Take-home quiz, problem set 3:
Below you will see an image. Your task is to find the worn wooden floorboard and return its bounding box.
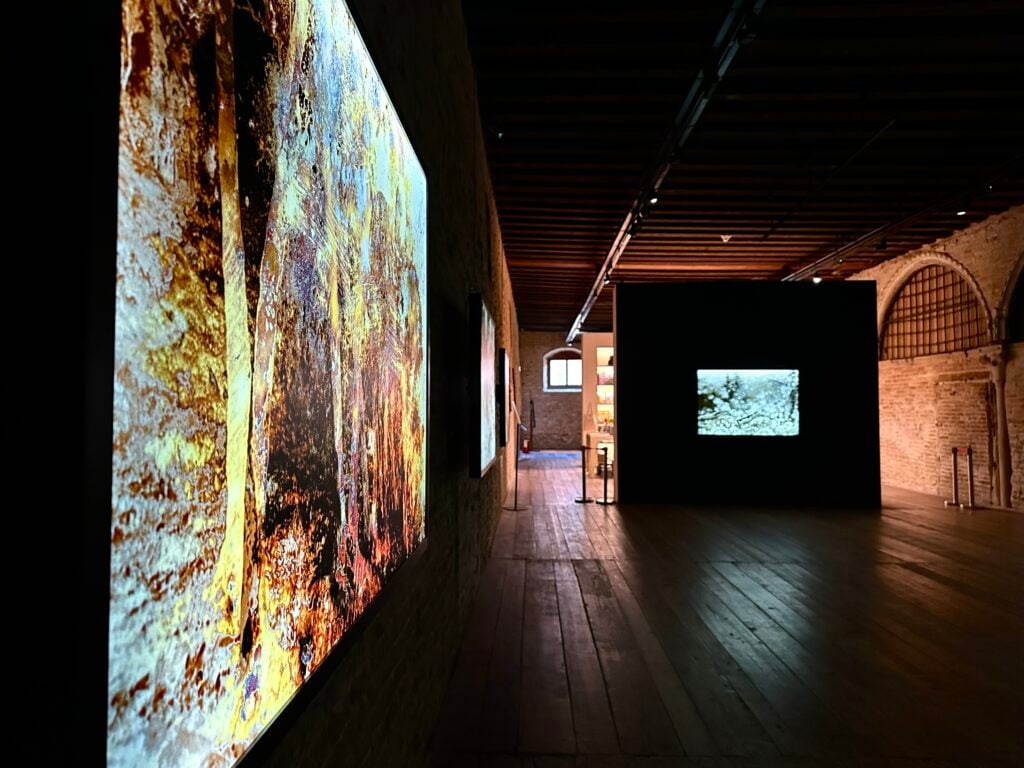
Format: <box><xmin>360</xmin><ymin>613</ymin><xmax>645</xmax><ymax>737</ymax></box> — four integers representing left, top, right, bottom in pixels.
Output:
<box><xmin>429</xmin><ymin>452</ymin><xmax>1024</xmax><ymax>767</ymax></box>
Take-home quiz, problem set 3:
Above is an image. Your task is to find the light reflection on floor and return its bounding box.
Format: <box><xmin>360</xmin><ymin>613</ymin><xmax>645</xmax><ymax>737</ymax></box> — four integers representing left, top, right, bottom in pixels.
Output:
<box><xmin>431</xmin><ymin>451</ymin><xmax>1024</xmax><ymax>766</ymax></box>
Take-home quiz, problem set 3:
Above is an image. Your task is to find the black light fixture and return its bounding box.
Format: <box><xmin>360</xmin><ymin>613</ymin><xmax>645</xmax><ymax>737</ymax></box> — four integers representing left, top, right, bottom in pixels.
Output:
<box><xmin>628</xmin><ymin>213</ymin><xmax>644</xmax><ymax>236</ymax></box>
<box><xmin>956</xmin><ymin>195</ymin><xmax>970</xmax><ymax>216</ymax></box>
<box><xmin>564</xmin><ymin>0</ymin><xmax>769</xmax><ymax>346</ymax></box>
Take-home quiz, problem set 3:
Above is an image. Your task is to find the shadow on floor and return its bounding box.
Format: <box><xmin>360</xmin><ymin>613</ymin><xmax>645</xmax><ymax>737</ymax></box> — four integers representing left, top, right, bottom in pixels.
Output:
<box><xmin>428</xmin><ymin>452</ymin><xmax>1024</xmax><ymax>768</ymax></box>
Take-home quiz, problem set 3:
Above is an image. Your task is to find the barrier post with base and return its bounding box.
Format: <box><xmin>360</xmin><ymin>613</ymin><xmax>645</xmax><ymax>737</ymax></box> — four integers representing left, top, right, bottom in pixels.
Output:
<box><xmin>965</xmin><ymin>447</ymin><xmax>976</xmax><ymax>509</ymax></box>
<box><xmin>943</xmin><ymin>446</ymin><xmax>976</xmax><ymax>510</ymax></box>
<box><xmin>595</xmin><ymin>446</ymin><xmax>614</xmax><ymax>505</ymax></box>
<box><xmin>504</xmin><ymin>422</ymin><xmax>529</xmax><ymax>512</ymax></box>
<box><xmin>944</xmin><ymin>446</ymin><xmax>960</xmax><ymax>508</ymax></box>
<box><xmin>575</xmin><ymin>444</ymin><xmax>593</xmax><ymax>503</ymax></box>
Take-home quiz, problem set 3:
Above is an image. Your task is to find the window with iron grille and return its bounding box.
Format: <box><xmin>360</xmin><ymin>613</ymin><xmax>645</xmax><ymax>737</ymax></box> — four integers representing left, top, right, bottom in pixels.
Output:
<box><xmin>880</xmin><ymin>264</ymin><xmax>989</xmax><ymax>360</ymax></box>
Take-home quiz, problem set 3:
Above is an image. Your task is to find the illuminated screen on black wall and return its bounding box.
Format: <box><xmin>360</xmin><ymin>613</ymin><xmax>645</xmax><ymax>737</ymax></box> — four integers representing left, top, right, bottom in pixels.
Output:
<box><xmin>616</xmin><ymin>282</ymin><xmax>879</xmax><ymax>506</ymax></box>
<box><xmin>697</xmin><ymin>369</ymin><xmax>800</xmax><ymax>436</ymax></box>
<box><xmin>109</xmin><ymin>0</ymin><xmax>427</xmax><ymax>764</ymax></box>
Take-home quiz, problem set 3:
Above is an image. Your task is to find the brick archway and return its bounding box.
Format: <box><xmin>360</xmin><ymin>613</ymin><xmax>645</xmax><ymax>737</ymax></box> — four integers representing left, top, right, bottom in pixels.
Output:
<box><xmin>877</xmin><ymin>251</ymin><xmax>995</xmax><ymax>346</ymax></box>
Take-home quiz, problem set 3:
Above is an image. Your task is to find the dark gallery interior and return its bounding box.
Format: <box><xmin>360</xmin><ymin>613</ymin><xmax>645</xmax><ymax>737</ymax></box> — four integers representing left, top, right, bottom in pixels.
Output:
<box><xmin>85</xmin><ymin>1</ymin><xmax>1023</xmax><ymax>766</ymax></box>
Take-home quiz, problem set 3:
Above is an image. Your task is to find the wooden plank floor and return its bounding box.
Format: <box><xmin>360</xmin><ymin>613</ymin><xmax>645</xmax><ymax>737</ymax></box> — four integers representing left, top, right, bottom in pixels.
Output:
<box><xmin>428</xmin><ymin>452</ymin><xmax>1024</xmax><ymax>768</ymax></box>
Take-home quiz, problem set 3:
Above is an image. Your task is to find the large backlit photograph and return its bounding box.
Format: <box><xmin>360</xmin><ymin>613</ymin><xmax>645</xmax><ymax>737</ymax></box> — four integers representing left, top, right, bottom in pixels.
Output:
<box><xmin>697</xmin><ymin>369</ymin><xmax>799</xmax><ymax>436</ymax></box>
<box><xmin>478</xmin><ymin>300</ymin><xmax>497</xmax><ymax>474</ymax></box>
<box><xmin>110</xmin><ymin>0</ymin><xmax>428</xmax><ymax>764</ymax></box>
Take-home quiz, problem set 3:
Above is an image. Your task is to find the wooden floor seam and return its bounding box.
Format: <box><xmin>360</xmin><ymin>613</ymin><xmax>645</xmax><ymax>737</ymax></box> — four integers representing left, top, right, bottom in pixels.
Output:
<box><xmin>428</xmin><ymin>452</ymin><xmax>1024</xmax><ymax>768</ymax></box>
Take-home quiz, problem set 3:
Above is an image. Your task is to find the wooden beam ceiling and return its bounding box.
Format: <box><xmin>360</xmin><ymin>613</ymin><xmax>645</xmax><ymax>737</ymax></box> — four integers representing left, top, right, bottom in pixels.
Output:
<box><xmin>463</xmin><ymin>0</ymin><xmax>1024</xmax><ymax>332</ymax></box>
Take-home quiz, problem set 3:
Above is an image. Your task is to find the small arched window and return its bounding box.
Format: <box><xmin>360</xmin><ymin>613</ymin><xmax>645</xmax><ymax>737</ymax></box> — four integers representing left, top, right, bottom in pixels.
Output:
<box><xmin>880</xmin><ymin>264</ymin><xmax>990</xmax><ymax>360</ymax></box>
<box><xmin>543</xmin><ymin>347</ymin><xmax>582</xmax><ymax>392</ymax></box>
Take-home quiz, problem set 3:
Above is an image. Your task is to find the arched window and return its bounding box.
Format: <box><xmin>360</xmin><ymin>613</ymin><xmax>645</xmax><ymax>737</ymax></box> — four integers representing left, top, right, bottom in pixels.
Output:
<box><xmin>543</xmin><ymin>347</ymin><xmax>582</xmax><ymax>392</ymax></box>
<box><xmin>880</xmin><ymin>264</ymin><xmax>990</xmax><ymax>360</ymax></box>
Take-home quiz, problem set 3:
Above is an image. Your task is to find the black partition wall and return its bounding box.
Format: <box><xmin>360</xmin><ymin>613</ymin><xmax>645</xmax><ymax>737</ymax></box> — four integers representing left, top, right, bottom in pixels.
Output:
<box><xmin>615</xmin><ymin>281</ymin><xmax>880</xmax><ymax>507</ymax></box>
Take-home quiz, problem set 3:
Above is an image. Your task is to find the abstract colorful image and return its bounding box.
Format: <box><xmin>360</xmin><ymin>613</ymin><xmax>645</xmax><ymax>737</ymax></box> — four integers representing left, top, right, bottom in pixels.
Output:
<box><xmin>109</xmin><ymin>0</ymin><xmax>427</xmax><ymax>764</ymax></box>
<box><xmin>478</xmin><ymin>300</ymin><xmax>497</xmax><ymax>475</ymax></box>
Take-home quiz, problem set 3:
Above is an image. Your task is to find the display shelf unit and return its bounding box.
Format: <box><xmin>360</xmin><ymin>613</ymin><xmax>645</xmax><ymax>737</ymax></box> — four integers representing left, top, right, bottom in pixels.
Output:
<box><xmin>581</xmin><ymin>333</ymin><xmax>615</xmax><ymax>478</ymax></box>
<box><xmin>595</xmin><ymin>345</ymin><xmax>614</xmax><ymax>433</ymax></box>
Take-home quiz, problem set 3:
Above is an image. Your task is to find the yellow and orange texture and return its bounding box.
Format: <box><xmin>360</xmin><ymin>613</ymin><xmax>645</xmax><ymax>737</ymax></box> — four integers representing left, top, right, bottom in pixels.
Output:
<box><xmin>110</xmin><ymin>0</ymin><xmax>427</xmax><ymax>764</ymax></box>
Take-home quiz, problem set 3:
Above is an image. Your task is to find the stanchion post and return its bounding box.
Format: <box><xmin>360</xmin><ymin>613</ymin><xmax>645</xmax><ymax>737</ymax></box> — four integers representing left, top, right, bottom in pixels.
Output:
<box><xmin>952</xmin><ymin>448</ymin><xmax>960</xmax><ymax>507</ymax></box>
<box><xmin>575</xmin><ymin>444</ymin><xmax>594</xmax><ymax>503</ymax></box>
<box><xmin>944</xmin><ymin>446</ymin><xmax>960</xmax><ymax>508</ymax></box>
<box><xmin>596</xmin><ymin>445</ymin><xmax>614</xmax><ymax>505</ymax></box>
<box><xmin>514</xmin><ymin>441</ymin><xmax>520</xmax><ymax>508</ymax></box>
<box><xmin>966</xmin><ymin>446</ymin><xmax>975</xmax><ymax>509</ymax></box>
<box><xmin>503</xmin><ymin>423</ymin><xmax>529</xmax><ymax>511</ymax></box>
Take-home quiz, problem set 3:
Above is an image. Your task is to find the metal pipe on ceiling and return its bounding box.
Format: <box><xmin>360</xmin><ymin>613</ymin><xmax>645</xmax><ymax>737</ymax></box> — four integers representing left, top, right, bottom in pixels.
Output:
<box><xmin>761</xmin><ymin>117</ymin><xmax>897</xmax><ymax>241</ymax></box>
<box><xmin>783</xmin><ymin>156</ymin><xmax>1022</xmax><ymax>283</ymax></box>
<box><xmin>566</xmin><ymin>0</ymin><xmax>769</xmax><ymax>343</ymax></box>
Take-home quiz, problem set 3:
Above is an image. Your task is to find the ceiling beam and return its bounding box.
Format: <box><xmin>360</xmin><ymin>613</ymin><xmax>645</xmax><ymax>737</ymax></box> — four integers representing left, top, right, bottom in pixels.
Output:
<box><xmin>566</xmin><ymin>0</ymin><xmax>769</xmax><ymax>343</ymax></box>
<box><xmin>783</xmin><ymin>156</ymin><xmax>1022</xmax><ymax>282</ymax></box>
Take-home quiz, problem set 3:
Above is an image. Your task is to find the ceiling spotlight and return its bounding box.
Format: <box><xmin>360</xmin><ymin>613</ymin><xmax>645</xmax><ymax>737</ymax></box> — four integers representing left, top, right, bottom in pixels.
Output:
<box><xmin>956</xmin><ymin>209</ymin><xmax>967</xmax><ymax>216</ymax></box>
<box><xmin>812</xmin><ymin>275</ymin><xmax>823</xmax><ymax>284</ymax></box>
<box><xmin>649</xmin><ymin>195</ymin><xmax>659</xmax><ymax>205</ymax></box>
<box><xmin>496</xmin><ymin>131</ymin><xmax>504</xmax><ymax>140</ymax></box>
<box><xmin>603</xmin><ymin>276</ymin><xmax>611</xmax><ymax>286</ymax></box>
<box><xmin>720</xmin><ymin>234</ymin><xmax>732</xmax><ymax>243</ymax></box>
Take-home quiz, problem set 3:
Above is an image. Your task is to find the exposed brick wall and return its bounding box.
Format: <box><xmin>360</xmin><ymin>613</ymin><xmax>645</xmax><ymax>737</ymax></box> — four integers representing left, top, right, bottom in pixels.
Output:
<box><xmin>876</xmin><ymin>358</ymin><xmax>939</xmax><ymax>493</ymax></box>
<box><xmin>877</xmin><ymin>352</ymin><xmax>1000</xmax><ymax>501</ymax></box>
<box><xmin>520</xmin><ymin>331</ymin><xmax>582</xmax><ymax>450</ymax></box>
<box><xmin>851</xmin><ymin>206</ymin><xmax>1023</xmax><ymax>509</ymax></box>
<box><xmin>935</xmin><ymin>375</ymin><xmax>997</xmax><ymax>504</ymax></box>
<box><xmin>1007</xmin><ymin>344</ymin><xmax>1024</xmax><ymax>509</ymax></box>
<box><xmin>256</xmin><ymin>3</ymin><xmax>520</xmax><ymax>766</ymax></box>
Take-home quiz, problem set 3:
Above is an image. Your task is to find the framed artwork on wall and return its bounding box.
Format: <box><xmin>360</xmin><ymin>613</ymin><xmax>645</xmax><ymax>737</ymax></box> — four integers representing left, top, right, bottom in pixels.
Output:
<box><xmin>109</xmin><ymin>0</ymin><xmax>428</xmax><ymax>764</ymax></box>
<box><xmin>470</xmin><ymin>294</ymin><xmax>497</xmax><ymax>477</ymax></box>
<box><xmin>497</xmin><ymin>347</ymin><xmax>510</xmax><ymax>446</ymax></box>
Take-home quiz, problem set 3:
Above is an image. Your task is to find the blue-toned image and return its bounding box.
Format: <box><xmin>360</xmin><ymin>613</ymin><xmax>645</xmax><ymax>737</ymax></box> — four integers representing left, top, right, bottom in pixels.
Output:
<box><xmin>697</xmin><ymin>369</ymin><xmax>799</xmax><ymax>436</ymax></box>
